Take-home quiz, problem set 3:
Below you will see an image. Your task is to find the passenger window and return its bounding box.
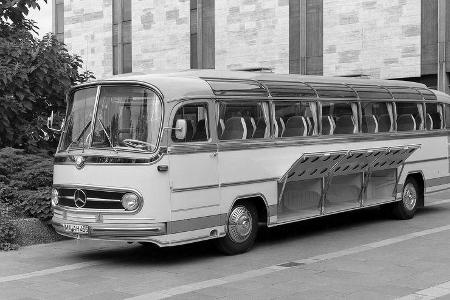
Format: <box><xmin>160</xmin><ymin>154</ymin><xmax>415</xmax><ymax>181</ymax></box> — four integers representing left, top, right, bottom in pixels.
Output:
<box><xmin>445</xmin><ymin>105</ymin><xmax>450</xmax><ymax>129</ymax></box>
<box><xmin>396</xmin><ymin>102</ymin><xmax>424</xmax><ymax>131</ymax></box>
<box><xmin>218</xmin><ymin>102</ymin><xmax>270</xmax><ymax>140</ymax></box>
<box><xmin>274</xmin><ymin>102</ymin><xmax>317</xmax><ymax>137</ymax></box>
<box><xmin>172</xmin><ymin>103</ymin><xmax>209</xmax><ymax>142</ymax></box>
<box><xmin>425</xmin><ymin>103</ymin><xmax>443</xmax><ymax>130</ymax></box>
<box><xmin>321</xmin><ymin>102</ymin><xmax>358</xmax><ymax>135</ymax></box>
<box><xmin>361</xmin><ymin>102</ymin><xmax>394</xmax><ymax>133</ymax></box>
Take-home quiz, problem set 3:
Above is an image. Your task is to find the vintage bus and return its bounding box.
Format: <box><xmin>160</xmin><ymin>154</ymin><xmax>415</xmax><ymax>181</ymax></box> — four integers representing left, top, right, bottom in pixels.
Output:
<box><xmin>48</xmin><ymin>70</ymin><xmax>450</xmax><ymax>255</ymax></box>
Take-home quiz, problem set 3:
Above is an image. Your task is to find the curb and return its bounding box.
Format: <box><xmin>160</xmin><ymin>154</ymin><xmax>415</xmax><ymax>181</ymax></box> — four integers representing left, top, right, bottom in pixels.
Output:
<box><xmin>11</xmin><ymin>218</ymin><xmax>67</xmax><ymax>246</ymax></box>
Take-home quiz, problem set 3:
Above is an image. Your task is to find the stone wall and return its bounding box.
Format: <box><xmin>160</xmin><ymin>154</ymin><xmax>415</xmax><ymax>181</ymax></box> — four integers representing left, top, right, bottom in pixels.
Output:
<box><xmin>132</xmin><ymin>0</ymin><xmax>190</xmax><ymax>73</ymax></box>
<box><xmin>323</xmin><ymin>0</ymin><xmax>421</xmax><ymax>79</ymax></box>
<box><xmin>215</xmin><ymin>0</ymin><xmax>289</xmax><ymax>73</ymax></box>
<box><xmin>63</xmin><ymin>0</ymin><xmax>113</xmax><ymax>79</ymax></box>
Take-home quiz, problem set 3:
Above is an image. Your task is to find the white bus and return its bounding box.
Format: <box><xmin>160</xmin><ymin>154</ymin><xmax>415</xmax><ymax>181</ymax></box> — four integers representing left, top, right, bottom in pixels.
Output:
<box><xmin>49</xmin><ymin>70</ymin><xmax>450</xmax><ymax>255</ymax></box>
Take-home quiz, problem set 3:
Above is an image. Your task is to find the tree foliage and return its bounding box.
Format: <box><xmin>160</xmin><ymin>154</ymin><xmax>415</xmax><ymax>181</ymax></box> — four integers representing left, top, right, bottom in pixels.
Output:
<box><xmin>0</xmin><ymin>0</ymin><xmax>94</xmax><ymax>150</ymax></box>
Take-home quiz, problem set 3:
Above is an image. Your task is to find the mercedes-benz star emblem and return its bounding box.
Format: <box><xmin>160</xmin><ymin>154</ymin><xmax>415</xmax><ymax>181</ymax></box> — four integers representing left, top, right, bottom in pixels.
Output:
<box><xmin>74</xmin><ymin>189</ymin><xmax>87</xmax><ymax>208</ymax></box>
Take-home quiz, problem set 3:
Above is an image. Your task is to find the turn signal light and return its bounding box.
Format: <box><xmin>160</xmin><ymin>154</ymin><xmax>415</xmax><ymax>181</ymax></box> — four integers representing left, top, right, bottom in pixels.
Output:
<box><xmin>51</xmin><ymin>188</ymin><xmax>59</xmax><ymax>206</ymax></box>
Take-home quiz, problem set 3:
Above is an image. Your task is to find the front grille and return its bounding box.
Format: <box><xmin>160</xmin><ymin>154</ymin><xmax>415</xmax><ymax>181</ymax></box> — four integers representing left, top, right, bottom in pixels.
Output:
<box><xmin>57</xmin><ymin>187</ymin><xmax>128</xmax><ymax>211</ymax></box>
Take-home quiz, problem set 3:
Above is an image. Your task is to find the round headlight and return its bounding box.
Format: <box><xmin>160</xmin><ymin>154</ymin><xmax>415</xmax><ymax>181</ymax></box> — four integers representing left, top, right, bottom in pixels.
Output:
<box><xmin>51</xmin><ymin>188</ymin><xmax>59</xmax><ymax>206</ymax></box>
<box><xmin>121</xmin><ymin>193</ymin><xmax>140</xmax><ymax>211</ymax></box>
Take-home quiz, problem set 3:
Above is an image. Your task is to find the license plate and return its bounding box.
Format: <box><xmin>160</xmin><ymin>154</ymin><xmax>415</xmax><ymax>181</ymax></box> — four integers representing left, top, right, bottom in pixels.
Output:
<box><xmin>63</xmin><ymin>224</ymin><xmax>89</xmax><ymax>234</ymax></box>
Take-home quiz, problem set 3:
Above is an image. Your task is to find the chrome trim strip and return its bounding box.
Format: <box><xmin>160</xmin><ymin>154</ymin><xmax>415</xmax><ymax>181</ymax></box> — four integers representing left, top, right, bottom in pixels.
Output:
<box><xmin>405</xmin><ymin>157</ymin><xmax>449</xmax><ymax>165</ymax></box>
<box><xmin>171</xmin><ymin>178</ymin><xmax>277</xmax><ymax>193</ymax></box>
<box><xmin>220</xmin><ymin>177</ymin><xmax>278</xmax><ymax>188</ymax></box>
<box><xmin>216</xmin><ymin>130</ymin><xmax>449</xmax><ymax>152</ymax></box>
<box><xmin>168</xmin><ymin>143</ymin><xmax>218</xmax><ymax>155</ymax></box>
<box><xmin>171</xmin><ymin>184</ymin><xmax>219</xmax><ymax>193</ymax></box>
<box><xmin>59</xmin><ymin>196</ymin><xmax>121</xmax><ymax>202</ymax></box>
<box><xmin>171</xmin><ymin>204</ymin><xmax>220</xmax><ymax>213</ymax></box>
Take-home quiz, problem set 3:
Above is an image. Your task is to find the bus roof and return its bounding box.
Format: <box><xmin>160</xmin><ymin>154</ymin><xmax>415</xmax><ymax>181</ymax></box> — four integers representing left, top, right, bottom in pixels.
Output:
<box><xmin>81</xmin><ymin>70</ymin><xmax>449</xmax><ymax>103</ymax></box>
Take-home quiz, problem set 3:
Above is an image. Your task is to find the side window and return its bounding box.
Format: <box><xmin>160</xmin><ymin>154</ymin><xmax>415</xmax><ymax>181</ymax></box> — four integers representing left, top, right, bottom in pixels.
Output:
<box><xmin>361</xmin><ymin>102</ymin><xmax>394</xmax><ymax>133</ymax></box>
<box><xmin>274</xmin><ymin>101</ymin><xmax>317</xmax><ymax>137</ymax></box>
<box><xmin>425</xmin><ymin>103</ymin><xmax>443</xmax><ymax>130</ymax></box>
<box><xmin>396</xmin><ymin>102</ymin><xmax>424</xmax><ymax>132</ymax></box>
<box><xmin>445</xmin><ymin>104</ymin><xmax>450</xmax><ymax>129</ymax></box>
<box><xmin>172</xmin><ymin>103</ymin><xmax>209</xmax><ymax>142</ymax></box>
<box><xmin>321</xmin><ymin>102</ymin><xmax>358</xmax><ymax>135</ymax></box>
<box><xmin>218</xmin><ymin>101</ymin><xmax>270</xmax><ymax>140</ymax></box>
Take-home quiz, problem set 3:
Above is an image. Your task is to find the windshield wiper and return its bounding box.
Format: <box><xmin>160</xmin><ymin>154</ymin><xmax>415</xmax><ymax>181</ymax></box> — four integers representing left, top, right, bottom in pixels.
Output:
<box><xmin>98</xmin><ymin>119</ymin><xmax>118</xmax><ymax>154</ymax></box>
<box><xmin>66</xmin><ymin>120</ymin><xmax>91</xmax><ymax>153</ymax></box>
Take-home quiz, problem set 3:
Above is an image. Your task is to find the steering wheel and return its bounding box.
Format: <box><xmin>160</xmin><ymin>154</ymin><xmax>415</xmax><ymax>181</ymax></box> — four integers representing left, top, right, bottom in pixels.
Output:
<box><xmin>122</xmin><ymin>139</ymin><xmax>155</xmax><ymax>150</ymax></box>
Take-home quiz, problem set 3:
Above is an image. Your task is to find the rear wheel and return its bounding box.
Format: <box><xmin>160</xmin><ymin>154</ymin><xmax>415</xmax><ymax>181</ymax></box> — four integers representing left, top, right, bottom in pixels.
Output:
<box><xmin>392</xmin><ymin>177</ymin><xmax>419</xmax><ymax>220</ymax></box>
<box><xmin>216</xmin><ymin>202</ymin><xmax>258</xmax><ymax>255</ymax></box>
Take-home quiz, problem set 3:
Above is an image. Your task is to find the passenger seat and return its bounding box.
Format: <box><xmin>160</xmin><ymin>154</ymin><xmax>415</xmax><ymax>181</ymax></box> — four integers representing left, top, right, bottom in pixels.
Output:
<box><xmin>221</xmin><ymin>117</ymin><xmax>247</xmax><ymax>140</ymax></box>
<box><xmin>334</xmin><ymin>115</ymin><xmax>355</xmax><ymax>135</ymax></box>
<box><xmin>283</xmin><ymin>116</ymin><xmax>308</xmax><ymax>137</ymax></box>
<box><xmin>362</xmin><ymin>115</ymin><xmax>378</xmax><ymax>133</ymax></box>
<box><xmin>397</xmin><ymin>114</ymin><xmax>416</xmax><ymax>131</ymax></box>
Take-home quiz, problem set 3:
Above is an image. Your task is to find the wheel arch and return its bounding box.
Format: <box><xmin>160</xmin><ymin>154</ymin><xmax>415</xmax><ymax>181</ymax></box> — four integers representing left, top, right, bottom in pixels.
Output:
<box><xmin>229</xmin><ymin>193</ymin><xmax>269</xmax><ymax>227</ymax></box>
<box><xmin>405</xmin><ymin>171</ymin><xmax>425</xmax><ymax>208</ymax></box>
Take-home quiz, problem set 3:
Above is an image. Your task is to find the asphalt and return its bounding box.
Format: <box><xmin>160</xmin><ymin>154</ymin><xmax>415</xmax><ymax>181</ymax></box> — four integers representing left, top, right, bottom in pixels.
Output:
<box><xmin>1</xmin><ymin>190</ymin><xmax>450</xmax><ymax>300</ymax></box>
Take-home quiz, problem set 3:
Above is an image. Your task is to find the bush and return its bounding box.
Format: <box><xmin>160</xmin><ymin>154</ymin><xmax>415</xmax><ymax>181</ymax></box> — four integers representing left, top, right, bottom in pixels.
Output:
<box><xmin>0</xmin><ymin>208</ymin><xmax>19</xmax><ymax>251</ymax></box>
<box><xmin>0</xmin><ymin>147</ymin><xmax>53</xmax><ymax>221</ymax></box>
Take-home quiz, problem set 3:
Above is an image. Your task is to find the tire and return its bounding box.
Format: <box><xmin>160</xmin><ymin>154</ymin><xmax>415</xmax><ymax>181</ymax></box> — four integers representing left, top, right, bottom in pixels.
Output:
<box><xmin>392</xmin><ymin>177</ymin><xmax>419</xmax><ymax>220</ymax></box>
<box><xmin>216</xmin><ymin>202</ymin><xmax>258</xmax><ymax>255</ymax></box>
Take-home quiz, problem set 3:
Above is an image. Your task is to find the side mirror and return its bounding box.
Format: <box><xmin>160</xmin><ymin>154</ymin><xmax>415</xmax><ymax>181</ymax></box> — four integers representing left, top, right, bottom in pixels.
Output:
<box><xmin>175</xmin><ymin>119</ymin><xmax>187</xmax><ymax>140</ymax></box>
<box><xmin>46</xmin><ymin>111</ymin><xmax>65</xmax><ymax>132</ymax></box>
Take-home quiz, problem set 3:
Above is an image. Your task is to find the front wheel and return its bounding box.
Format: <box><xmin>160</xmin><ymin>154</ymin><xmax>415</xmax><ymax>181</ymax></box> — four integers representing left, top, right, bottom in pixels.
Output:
<box><xmin>216</xmin><ymin>203</ymin><xmax>258</xmax><ymax>255</ymax></box>
<box><xmin>392</xmin><ymin>177</ymin><xmax>419</xmax><ymax>220</ymax></box>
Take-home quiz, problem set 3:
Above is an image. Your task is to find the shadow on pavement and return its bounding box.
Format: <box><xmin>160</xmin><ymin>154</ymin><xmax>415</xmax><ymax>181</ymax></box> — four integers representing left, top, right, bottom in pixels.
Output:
<box><xmin>74</xmin><ymin>204</ymin><xmax>448</xmax><ymax>265</ymax></box>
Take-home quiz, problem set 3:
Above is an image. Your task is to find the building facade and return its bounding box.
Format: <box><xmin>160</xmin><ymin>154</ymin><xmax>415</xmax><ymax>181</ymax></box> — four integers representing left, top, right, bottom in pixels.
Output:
<box><xmin>53</xmin><ymin>0</ymin><xmax>450</xmax><ymax>93</ymax></box>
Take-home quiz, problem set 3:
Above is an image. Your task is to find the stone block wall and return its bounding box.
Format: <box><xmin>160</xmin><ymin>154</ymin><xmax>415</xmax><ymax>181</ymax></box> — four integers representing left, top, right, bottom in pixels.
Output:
<box><xmin>323</xmin><ymin>0</ymin><xmax>421</xmax><ymax>79</ymax></box>
<box><xmin>215</xmin><ymin>0</ymin><xmax>289</xmax><ymax>73</ymax></box>
<box><xmin>64</xmin><ymin>0</ymin><xmax>113</xmax><ymax>79</ymax></box>
<box><xmin>132</xmin><ymin>0</ymin><xmax>190</xmax><ymax>73</ymax></box>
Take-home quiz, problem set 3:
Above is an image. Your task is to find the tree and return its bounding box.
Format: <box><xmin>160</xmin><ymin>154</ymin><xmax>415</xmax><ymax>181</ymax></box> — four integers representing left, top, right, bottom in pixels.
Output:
<box><xmin>0</xmin><ymin>0</ymin><xmax>94</xmax><ymax>150</ymax></box>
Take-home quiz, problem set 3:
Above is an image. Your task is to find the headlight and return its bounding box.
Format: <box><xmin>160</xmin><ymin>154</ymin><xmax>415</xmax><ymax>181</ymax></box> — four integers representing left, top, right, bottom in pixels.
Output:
<box><xmin>51</xmin><ymin>188</ymin><xmax>59</xmax><ymax>206</ymax></box>
<box><xmin>121</xmin><ymin>193</ymin><xmax>140</xmax><ymax>211</ymax></box>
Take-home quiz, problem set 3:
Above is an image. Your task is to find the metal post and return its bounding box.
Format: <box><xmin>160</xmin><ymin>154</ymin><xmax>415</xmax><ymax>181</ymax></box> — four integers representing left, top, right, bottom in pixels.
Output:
<box><xmin>438</xmin><ymin>0</ymin><xmax>449</xmax><ymax>93</ymax></box>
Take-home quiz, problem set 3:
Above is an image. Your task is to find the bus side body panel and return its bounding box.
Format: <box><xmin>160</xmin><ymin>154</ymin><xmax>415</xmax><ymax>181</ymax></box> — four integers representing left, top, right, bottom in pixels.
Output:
<box><xmin>218</xmin><ymin>134</ymin><xmax>449</xmax><ymax>226</ymax></box>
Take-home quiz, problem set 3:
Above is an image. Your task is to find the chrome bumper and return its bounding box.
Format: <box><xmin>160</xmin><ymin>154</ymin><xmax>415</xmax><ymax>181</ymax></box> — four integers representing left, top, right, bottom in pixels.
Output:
<box><xmin>52</xmin><ymin>219</ymin><xmax>167</xmax><ymax>240</ymax></box>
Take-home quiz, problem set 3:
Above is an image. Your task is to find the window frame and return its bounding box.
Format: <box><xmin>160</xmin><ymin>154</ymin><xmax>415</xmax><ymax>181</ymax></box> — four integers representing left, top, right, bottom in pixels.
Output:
<box><xmin>394</xmin><ymin>101</ymin><xmax>426</xmax><ymax>132</ymax></box>
<box><xmin>170</xmin><ymin>100</ymin><xmax>211</xmax><ymax>144</ymax></box>
<box><xmin>318</xmin><ymin>100</ymin><xmax>360</xmax><ymax>136</ymax></box>
<box><xmin>272</xmin><ymin>99</ymin><xmax>319</xmax><ymax>139</ymax></box>
<box><xmin>360</xmin><ymin>100</ymin><xmax>396</xmax><ymax>134</ymax></box>
<box><xmin>216</xmin><ymin>100</ymin><xmax>273</xmax><ymax>141</ymax></box>
<box><xmin>424</xmin><ymin>102</ymin><xmax>445</xmax><ymax>131</ymax></box>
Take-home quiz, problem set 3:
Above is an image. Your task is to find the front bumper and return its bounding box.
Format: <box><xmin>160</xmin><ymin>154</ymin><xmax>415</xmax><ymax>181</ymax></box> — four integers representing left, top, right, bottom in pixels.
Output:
<box><xmin>52</xmin><ymin>221</ymin><xmax>166</xmax><ymax>240</ymax></box>
<box><xmin>52</xmin><ymin>208</ymin><xmax>166</xmax><ymax>241</ymax></box>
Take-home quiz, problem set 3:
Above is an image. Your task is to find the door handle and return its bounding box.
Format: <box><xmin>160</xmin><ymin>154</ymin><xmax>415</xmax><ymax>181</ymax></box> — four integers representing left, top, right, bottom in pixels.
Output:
<box><xmin>210</xmin><ymin>152</ymin><xmax>218</xmax><ymax>158</ymax></box>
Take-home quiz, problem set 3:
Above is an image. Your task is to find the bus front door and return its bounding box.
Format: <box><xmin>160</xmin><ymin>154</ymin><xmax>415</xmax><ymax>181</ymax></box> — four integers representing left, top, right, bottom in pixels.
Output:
<box><xmin>167</xmin><ymin>143</ymin><xmax>221</xmax><ymax>233</ymax></box>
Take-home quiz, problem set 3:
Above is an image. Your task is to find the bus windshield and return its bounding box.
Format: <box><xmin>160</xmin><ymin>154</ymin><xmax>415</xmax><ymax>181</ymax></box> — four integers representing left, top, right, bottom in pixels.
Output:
<box><xmin>59</xmin><ymin>85</ymin><xmax>162</xmax><ymax>153</ymax></box>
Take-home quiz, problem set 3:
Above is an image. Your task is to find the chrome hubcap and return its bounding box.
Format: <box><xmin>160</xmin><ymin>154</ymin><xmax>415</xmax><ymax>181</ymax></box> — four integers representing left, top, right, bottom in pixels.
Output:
<box><xmin>403</xmin><ymin>183</ymin><xmax>417</xmax><ymax>211</ymax></box>
<box><xmin>228</xmin><ymin>206</ymin><xmax>253</xmax><ymax>243</ymax></box>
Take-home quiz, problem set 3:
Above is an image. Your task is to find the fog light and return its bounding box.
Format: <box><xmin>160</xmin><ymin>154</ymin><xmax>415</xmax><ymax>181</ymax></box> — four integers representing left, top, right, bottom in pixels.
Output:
<box><xmin>121</xmin><ymin>193</ymin><xmax>140</xmax><ymax>211</ymax></box>
<box><xmin>51</xmin><ymin>188</ymin><xmax>59</xmax><ymax>206</ymax></box>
